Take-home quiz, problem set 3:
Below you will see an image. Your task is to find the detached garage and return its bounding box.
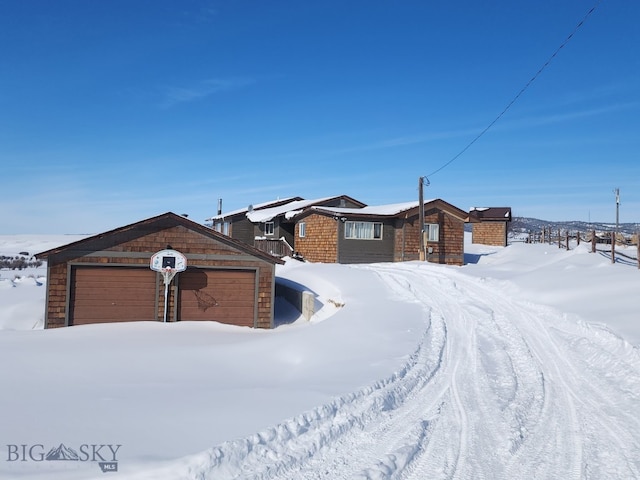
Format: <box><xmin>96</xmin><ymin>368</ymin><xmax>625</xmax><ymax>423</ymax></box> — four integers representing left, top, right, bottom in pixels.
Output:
<box><xmin>36</xmin><ymin>212</ymin><xmax>283</xmax><ymax>329</ymax></box>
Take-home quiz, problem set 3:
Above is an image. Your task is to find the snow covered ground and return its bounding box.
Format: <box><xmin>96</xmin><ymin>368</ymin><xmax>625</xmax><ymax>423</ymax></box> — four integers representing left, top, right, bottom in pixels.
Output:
<box><xmin>1</xmin><ymin>234</ymin><xmax>639</xmax><ymax>479</ymax></box>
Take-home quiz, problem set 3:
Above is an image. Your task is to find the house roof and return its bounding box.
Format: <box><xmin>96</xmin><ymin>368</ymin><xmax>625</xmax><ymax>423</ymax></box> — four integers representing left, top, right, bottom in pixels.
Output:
<box><xmin>468</xmin><ymin>207</ymin><xmax>512</xmax><ymax>222</ymax></box>
<box><xmin>247</xmin><ymin>197</ymin><xmax>338</xmax><ymax>223</ymax></box>
<box><xmin>246</xmin><ymin>195</ymin><xmax>366</xmax><ymax>223</ymax></box>
<box><xmin>209</xmin><ymin>195</ymin><xmax>367</xmax><ymax>223</ymax></box>
<box><xmin>36</xmin><ymin>212</ymin><xmax>284</xmax><ymax>264</ymax></box>
<box><xmin>205</xmin><ymin>197</ymin><xmax>303</xmax><ymax>222</ymax></box>
<box><xmin>307</xmin><ymin>198</ymin><xmax>469</xmax><ymax>221</ymax></box>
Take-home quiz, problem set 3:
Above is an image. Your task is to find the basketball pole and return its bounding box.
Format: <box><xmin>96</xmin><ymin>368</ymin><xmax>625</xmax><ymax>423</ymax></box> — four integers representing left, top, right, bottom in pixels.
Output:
<box><xmin>163</xmin><ymin>277</ymin><xmax>169</xmax><ymax>323</ymax></box>
<box><xmin>150</xmin><ymin>249</ymin><xmax>187</xmax><ymax>324</ymax></box>
<box><xmin>162</xmin><ymin>268</ymin><xmax>174</xmax><ymax>323</ymax></box>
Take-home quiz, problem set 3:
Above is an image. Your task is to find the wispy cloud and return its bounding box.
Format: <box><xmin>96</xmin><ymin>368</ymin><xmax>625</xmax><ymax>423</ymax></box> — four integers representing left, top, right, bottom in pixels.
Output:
<box><xmin>509</xmin><ymin>102</ymin><xmax>640</xmax><ymax>129</ymax></box>
<box><xmin>159</xmin><ymin>77</ymin><xmax>256</xmax><ymax>108</ymax></box>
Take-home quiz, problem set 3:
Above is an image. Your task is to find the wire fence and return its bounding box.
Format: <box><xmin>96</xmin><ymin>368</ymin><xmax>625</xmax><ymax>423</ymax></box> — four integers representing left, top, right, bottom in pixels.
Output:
<box><xmin>519</xmin><ymin>228</ymin><xmax>639</xmax><ymax>269</ymax></box>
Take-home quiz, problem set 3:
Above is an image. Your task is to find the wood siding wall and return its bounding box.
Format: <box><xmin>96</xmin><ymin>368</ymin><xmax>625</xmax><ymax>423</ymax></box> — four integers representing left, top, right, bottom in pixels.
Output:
<box><xmin>393</xmin><ymin>211</ymin><xmax>465</xmax><ymax>265</ymax></box>
<box><xmin>295</xmin><ymin>214</ymin><xmax>338</xmax><ymax>263</ymax></box>
<box><xmin>337</xmin><ymin>219</ymin><xmax>395</xmax><ymax>264</ymax></box>
<box><xmin>435</xmin><ymin>213</ymin><xmax>465</xmax><ymax>265</ymax></box>
<box><xmin>472</xmin><ymin>222</ymin><xmax>508</xmax><ymax>247</ymax></box>
<box><xmin>231</xmin><ymin>218</ymin><xmax>255</xmax><ymax>246</ymax></box>
<box><xmin>44</xmin><ymin>225</ymin><xmax>276</xmax><ymax>329</ymax></box>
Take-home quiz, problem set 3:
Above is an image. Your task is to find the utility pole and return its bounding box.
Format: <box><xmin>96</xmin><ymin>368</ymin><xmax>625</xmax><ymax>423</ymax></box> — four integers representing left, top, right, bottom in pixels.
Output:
<box><xmin>614</xmin><ymin>188</ymin><xmax>620</xmax><ymax>237</ymax></box>
<box><xmin>418</xmin><ymin>176</ymin><xmax>429</xmax><ymax>261</ymax></box>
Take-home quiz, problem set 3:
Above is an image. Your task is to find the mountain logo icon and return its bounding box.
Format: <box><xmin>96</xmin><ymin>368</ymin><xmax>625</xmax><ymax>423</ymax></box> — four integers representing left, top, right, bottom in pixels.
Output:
<box><xmin>45</xmin><ymin>443</ymin><xmax>80</xmax><ymax>461</ymax></box>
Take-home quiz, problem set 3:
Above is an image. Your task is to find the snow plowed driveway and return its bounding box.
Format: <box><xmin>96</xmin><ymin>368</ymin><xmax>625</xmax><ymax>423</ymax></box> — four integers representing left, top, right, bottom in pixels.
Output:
<box><xmin>287</xmin><ymin>263</ymin><xmax>639</xmax><ymax>480</ymax></box>
<box><xmin>132</xmin><ymin>262</ymin><xmax>640</xmax><ymax>480</ymax></box>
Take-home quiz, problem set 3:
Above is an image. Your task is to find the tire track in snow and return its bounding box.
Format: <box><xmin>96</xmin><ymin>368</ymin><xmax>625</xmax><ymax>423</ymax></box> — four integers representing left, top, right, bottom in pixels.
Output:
<box><xmin>510</xmin><ymin>304</ymin><xmax>640</xmax><ymax>479</ymax></box>
<box><xmin>401</xmin><ymin>264</ymin><xmax>639</xmax><ymax>479</ymax></box>
<box><xmin>387</xmin><ymin>268</ymin><xmax>546</xmax><ymax>480</ymax></box>
<box><xmin>357</xmin><ymin>263</ymin><xmax>638</xmax><ymax>479</ymax></box>
<box><xmin>170</xmin><ymin>289</ymin><xmax>450</xmax><ymax>480</ymax></box>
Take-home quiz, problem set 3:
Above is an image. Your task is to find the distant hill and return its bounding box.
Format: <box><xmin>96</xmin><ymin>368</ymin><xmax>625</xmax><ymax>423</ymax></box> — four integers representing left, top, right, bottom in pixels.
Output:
<box><xmin>509</xmin><ymin>218</ymin><xmax>640</xmax><ymax>236</ymax></box>
<box><xmin>464</xmin><ymin>217</ymin><xmax>639</xmax><ymax>236</ymax></box>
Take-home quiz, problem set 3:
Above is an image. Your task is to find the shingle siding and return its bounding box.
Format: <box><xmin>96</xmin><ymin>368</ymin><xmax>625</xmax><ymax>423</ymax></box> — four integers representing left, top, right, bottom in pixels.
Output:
<box><xmin>295</xmin><ymin>214</ymin><xmax>338</xmax><ymax>263</ymax></box>
<box><xmin>472</xmin><ymin>222</ymin><xmax>508</xmax><ymax>247</ymax></box>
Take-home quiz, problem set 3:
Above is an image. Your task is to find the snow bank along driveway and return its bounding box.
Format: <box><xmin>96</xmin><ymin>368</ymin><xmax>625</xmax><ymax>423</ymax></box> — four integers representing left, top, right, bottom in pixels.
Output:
<box><xmin>127</xmin><ymin>262</ymin><xmax>640</xmax><ymax>480</ymax></box>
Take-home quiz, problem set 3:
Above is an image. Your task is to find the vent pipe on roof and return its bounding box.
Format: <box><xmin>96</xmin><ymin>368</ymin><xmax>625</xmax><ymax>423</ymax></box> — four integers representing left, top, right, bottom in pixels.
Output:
<box><xmin>217</xmin><ymin>198</ymin><xmax>222</xmax><ymax>216</ymax></box>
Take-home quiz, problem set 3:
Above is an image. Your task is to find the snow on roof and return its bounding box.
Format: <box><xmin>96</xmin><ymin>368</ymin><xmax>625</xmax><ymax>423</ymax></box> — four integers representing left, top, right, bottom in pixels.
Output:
<box><xmin>246</xmin><ymin>197</ymin><xmax>337</xmax><ymax>223</ymax></box>
<box><xmin>210</xmin><ymin>196</ymin><xmax>445</xmax><ymax>223</ymax></box>
<box><xmin>206</xmin><ymin>197</ymin><xmax>299</xmax><ymax>221</ymax></box>
<box><xmin>313</xmin><ymin>200</ymin><xmax>435</xmax><ymax>217</ymax></box>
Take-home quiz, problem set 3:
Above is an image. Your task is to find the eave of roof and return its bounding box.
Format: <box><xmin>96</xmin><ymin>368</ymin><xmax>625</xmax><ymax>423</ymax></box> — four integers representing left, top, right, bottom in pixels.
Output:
<box><xmin>206</xmin><ymin>196</ymin><xmax>303</xmax><ymax>222</ymax></box>
<box><xmin>306</xmin><ymin>198</ymin><xmax>468</xmax><ymax>221</ymax></box>
<box><xmin>246</xmin><ymin>195</ymin><xmax>367</xmax><ymax>223</ymax></box>
<box><xmin>469</xmin><ymin>207</ymin><xmax>512</xmax><ymax>222</ymax></box>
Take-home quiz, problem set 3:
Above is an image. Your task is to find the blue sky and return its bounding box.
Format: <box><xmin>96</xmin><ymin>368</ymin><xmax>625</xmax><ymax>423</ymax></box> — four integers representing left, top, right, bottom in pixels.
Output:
<box><xmin>1</xmin><ymin>1</ymin><xmax>639</xmax><ymax>233</ymax></box>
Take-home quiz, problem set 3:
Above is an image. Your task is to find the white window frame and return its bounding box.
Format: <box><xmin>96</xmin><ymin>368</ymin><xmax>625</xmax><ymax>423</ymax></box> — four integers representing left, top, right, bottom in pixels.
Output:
<box><xmin>299</xmin><ymin>222</ymin><xmax>306</xmax><ymax>238</ymax></box>
<box><xmin>265</xmin><ymin>221</ymin><xmax>275</xmax><ymax>236</ymax></box>
<box><xmin>213</xmin><ymin>221</ymin><xmax>230</xmax><ymax>235</ymax></box>
<box><xmin>344</xmin><ymin>221</ymin><xmax>383</xmax><ymax>240</ymax></box>
<box><xmin>424</xmin><ymin>223</ymin><xmax>440</xmax><ymax>242</ymax></box>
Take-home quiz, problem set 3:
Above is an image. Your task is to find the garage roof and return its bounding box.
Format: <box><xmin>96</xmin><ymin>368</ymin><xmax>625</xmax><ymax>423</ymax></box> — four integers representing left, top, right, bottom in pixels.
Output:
<box><xmin>36</xmin><ymin>211</ymin><xmax>284</xmax><ymax>264</ymax></box>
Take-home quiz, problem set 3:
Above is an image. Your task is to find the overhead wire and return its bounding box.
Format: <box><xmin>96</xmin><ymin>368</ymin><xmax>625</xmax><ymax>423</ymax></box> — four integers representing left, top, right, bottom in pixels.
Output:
<box><xmin>426</xmin><ymin>0</ymin><xmax>602</xmax><ymax>179</ymax></box>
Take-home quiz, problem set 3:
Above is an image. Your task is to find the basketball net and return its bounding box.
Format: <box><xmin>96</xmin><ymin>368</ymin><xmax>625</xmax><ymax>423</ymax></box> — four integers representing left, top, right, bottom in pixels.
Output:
<box><xmin>162</xmin><ymin>266</ymin><xmax>177</xmax><ymax>285</ymax></box>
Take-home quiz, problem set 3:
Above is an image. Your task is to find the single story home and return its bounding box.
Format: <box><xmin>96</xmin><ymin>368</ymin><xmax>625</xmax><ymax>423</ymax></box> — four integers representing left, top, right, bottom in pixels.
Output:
<box><xmin>35</xmin><ymin>212</ymin><xmax>282</xmax><ymax>329</ymax></box>
<box><xmin>292</xmin><ymin>199</ymin><xmax>468</xmax><ymax>265</ymax></box>
<box><xmin>468</xmin><ymin>207</ymin><xmax>512</xmax><ymax>247</ymax></box>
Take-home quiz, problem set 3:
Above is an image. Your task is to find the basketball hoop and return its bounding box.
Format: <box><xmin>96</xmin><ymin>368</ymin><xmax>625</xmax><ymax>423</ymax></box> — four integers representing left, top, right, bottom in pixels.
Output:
<box><xmin>150</xmin><ymin>249</ymin><xmax>187</xmax><ymax>323</ymax></box>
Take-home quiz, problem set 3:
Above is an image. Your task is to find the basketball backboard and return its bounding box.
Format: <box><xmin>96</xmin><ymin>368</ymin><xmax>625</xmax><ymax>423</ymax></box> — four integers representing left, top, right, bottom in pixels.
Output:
<box><xmin>150</xmin><ymin>249</ymin><xmax>187</xmax><ymax>273</ymax></box>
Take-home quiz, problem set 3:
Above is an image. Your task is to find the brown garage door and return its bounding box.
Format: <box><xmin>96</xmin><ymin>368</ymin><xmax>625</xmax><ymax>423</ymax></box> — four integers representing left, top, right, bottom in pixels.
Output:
<box><xmin>178</xmin><ymin>268</ymin><xmax>256</xmax><ymax>327</ymax></box>
<box><xmin>70</xmin><ymin>267</ymin><xmax>157</xmax><ymax>325</ymax></box>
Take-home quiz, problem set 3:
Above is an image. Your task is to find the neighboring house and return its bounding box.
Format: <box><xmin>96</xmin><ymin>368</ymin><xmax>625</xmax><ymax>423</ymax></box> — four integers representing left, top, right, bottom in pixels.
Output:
<box><xmin>293</xmin><ymin>199</ymin><xmax>468</xmax><ymax>265</ymax></box>
<box><xmin>35</xmin><ymin>212</ymin><xmax>282</xmax><ymax>329</ymax></box>
<box><xmin>207</xmin><ymin>195</ymin><xmax>366</xmax><ymax>257</ymax></box>
<box><xmin>208</xmin><ymin>196</ymin><xmax>304</xmax><ymax>244</ymax></box>
<box><xmin>468</xmin><ymin>207</ymin><xmax>512</xmax><ymax>247</ymax></box>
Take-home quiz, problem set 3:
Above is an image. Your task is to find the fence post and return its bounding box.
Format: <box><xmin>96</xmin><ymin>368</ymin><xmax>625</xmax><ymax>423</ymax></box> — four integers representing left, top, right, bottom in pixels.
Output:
<box><xmin>611</xmin><ymin>231</ymin><xmax>615</xmax><ymax>264</ymax></box>
<box><xmin>591</xmin><ymin>230</ymin><xmax>596</xmax><ymax>253</ymax></box>
<box><xmin>577</xmin><ymin>231</ymin><xmax>580</xmax><ymax>246</ymax></box>
<box><xmin>566</xmin><ymin>231</ymin><xmax>570</xmax><ymax>250</ymax></box>
<box><xmin>558</xmin><ymin>229</ymin><xmax>562</xmax><ymax>249</ymax></box>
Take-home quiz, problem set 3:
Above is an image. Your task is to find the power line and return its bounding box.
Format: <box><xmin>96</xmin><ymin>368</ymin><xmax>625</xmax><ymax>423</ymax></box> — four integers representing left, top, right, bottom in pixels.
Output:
<box><xmin>426</xmin><ymin>0</ymin><xmax>602</xmax><ymax>179</ymax></box>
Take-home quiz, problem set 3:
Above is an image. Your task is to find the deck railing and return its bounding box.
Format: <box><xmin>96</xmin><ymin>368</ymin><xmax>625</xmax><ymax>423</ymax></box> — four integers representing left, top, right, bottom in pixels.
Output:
<box><xmin>254</xmin><ymin>238</ymin><xmax>294</xmax><ymax>258</ymax></box>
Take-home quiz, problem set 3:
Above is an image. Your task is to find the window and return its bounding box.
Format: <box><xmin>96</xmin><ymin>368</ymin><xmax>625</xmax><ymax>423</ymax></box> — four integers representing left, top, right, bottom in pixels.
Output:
<box><xmin>213</xmin><ymin>221</ymin><xmax>230</xmax><ymax>236</ymax></box>
<box><xmin>344</xmin><ymin>221</ymin><xmax>383</xmax><ymax>240</ymax></box>
<box><xmin>299</xmin><ymin>222</ymin><xmax>306</xmax><ymax>238</ymax></box>
<box><xmin>424</xmin><ymin>223</ymin><xmax>439</xmax><ymax>242</ymax></box>
<box><xmin>265</xmin><ymin>222</ymin><xmax>275</xmax><ymax>236</ymax></box>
